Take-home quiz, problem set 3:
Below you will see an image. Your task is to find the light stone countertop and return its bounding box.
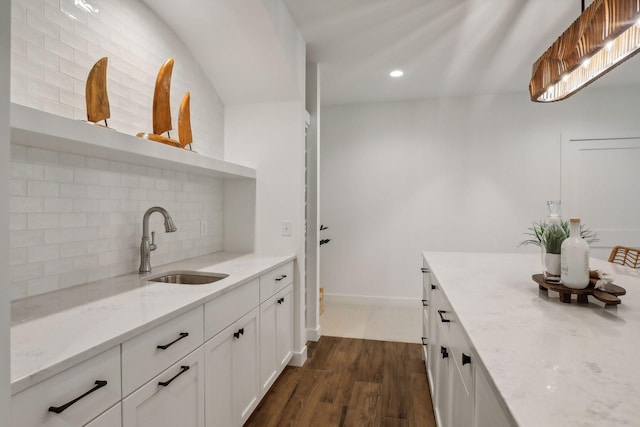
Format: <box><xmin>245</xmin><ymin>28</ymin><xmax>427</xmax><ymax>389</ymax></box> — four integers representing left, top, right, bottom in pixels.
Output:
<box><xmin>423</xmin><ymin>251</ymin><xmax>640</xmax><ymax>427</ymax></box>
<box><xmin>11</xmin><ymin>251</ymin><xmax>295</xmax><ymax>395</ymax></box>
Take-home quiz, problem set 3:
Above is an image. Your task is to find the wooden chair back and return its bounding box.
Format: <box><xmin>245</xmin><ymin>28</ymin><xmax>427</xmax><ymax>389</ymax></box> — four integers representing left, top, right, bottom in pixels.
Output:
<box><xmin>608</xmin><ymin>246</ymin><xmax>640</xmax><ymax>268</ymax></box>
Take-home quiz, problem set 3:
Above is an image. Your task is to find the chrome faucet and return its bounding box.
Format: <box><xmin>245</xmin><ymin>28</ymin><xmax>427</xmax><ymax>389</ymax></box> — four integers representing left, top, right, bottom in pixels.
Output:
<box><xmin>139</xmin><ymin>206</ymin><xmax>177</xmax><ymax>273</ymax></box>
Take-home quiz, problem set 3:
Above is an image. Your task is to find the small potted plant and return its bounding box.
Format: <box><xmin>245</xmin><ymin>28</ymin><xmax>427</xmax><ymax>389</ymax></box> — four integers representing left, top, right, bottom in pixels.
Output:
<box><xmin>520</xmin><ymin>219</ymin><xmax>598</xmax><ymax>282</ymax></box>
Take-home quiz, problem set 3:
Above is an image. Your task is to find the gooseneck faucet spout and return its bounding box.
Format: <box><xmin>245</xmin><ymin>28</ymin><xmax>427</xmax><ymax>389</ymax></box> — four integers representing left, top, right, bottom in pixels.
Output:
<box><xmin>139</xmin><ymin>206</ymin><xmax>177</xmax><ymax>273</ymax></box>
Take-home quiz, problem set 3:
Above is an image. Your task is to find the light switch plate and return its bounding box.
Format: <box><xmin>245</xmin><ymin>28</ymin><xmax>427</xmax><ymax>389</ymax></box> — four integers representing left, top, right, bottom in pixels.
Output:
<box><xmin>281</xmin><ymin>220</ymin><xmax>292</xmax><ymax>236</ymax></box>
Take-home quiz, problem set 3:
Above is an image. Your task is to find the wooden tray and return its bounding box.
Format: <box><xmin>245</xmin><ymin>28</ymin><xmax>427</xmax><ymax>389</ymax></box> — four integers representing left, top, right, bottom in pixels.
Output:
<box><xmin>532</xmin><ymin>274</ymin><xmax>626</xmax><ymax>306</ymax></box>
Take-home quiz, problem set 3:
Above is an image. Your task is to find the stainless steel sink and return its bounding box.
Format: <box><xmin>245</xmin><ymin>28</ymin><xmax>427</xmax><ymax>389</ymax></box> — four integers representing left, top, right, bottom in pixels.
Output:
<box><xmin>148</xmin><ymin>271</ymin><xmax>229</xmax><ymax>285</ymax></box>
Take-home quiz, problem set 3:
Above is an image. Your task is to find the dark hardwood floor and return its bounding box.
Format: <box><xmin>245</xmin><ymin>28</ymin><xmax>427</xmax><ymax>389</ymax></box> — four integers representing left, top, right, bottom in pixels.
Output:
<box><xmin>244</xmin><ymin>336</ymin><xmax>436</xmax><ymax>427</ymax></box>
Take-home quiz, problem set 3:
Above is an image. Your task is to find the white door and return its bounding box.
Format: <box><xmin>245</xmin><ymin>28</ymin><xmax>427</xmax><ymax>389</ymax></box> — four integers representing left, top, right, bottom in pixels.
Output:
<box><xmin>122</xmin><ymin>349</ymin><xmax>205</xmax><ymax>427</ymax></box>
<box><xmin>562</xmin><ymin>134</ymin><xmax>640</xmax><ymax>260</ymax></box>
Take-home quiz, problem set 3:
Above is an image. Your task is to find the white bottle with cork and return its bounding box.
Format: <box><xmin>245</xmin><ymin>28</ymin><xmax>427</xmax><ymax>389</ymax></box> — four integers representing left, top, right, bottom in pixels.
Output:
<box><xmin>561</xmin><ymin>218</ymin><xmax>590</xmax><ymax>289</ymax></box>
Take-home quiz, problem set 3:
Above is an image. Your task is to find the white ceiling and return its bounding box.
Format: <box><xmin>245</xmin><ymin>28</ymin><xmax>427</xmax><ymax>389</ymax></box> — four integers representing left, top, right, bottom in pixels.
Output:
<box><xmin>283</xmin><ymin>0</ymin><xmax>640</xmax><ymax>105</ymax></box>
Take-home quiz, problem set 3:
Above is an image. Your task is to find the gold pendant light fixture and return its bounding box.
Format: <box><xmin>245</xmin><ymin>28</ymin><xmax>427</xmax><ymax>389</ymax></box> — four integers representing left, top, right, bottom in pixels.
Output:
<box><xmin>530</xmin><ymin>0</ymin><xmax>640</xmax><ymax>102</ymax></box>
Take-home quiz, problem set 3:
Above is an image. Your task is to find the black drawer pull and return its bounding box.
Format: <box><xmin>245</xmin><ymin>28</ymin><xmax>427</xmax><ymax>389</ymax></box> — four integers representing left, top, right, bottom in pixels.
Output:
<box><xmin>431</xmin><ymin>284</ymin><xmax>436</xmax><ymax>290</ymax></box>
<box><xmin>157</xmin><ymin>332</ymin><xmax>189</xmax><ymax>350</ymax></box>
<box><xmin>421</xmin><ymin>267</ymin><xmax>431</xmax><ymax>273</ymax></box>
<box><xmin>48</xmin><ymin>380</ymin><xmax>107</xmax><ymax>414</ymax></box>
<box><xmin>158</xmin><ymin>365</ymin><xmax>189</xmax><ymax>387</ymax></box>
<box><xmin>421</xmin><ymin>337</ymin><xmax>428</xmax><ymax>346</ymax></box>
<box><xmin>440</xmin><ymin>346</ymin><xmax>449</xmax><ymax>359</ymax></box>
<box><xmin>421</xmin><ymin>299</ymin><xmax>428</xmax><ymax>307</ymax></box>
<box><xmin>275</xmin><ymin>275</ymin><xmax>287</xmax><ymax>281</ymax></box>
<box><xmin>462</xmin><ymin>353</ymin><xmax>471</xmax><ymax>366</ymax></box>
<box><xmin>277</xmin><ymin>297</ymin><xmax>285</xmax><ymax>304</ymax></box>
<box><xmin>437</xmin><ymin>310</ymin><xmax>450</xmax><ymax>323</ymax></box>
<box><xmin>233</xmin><ymin>328</ymin><xmax>245</xmax><ymax>339</ymax></box>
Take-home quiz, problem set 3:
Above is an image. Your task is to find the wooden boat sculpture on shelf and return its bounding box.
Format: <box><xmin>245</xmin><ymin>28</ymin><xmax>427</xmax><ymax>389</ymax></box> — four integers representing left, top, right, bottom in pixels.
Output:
<box><xmin>137</xmin><ymin>58</ymin><xmax>194</xmax><ymax>151</ymax></box>
<box><xmin>85</xmin><ymin>57</ymin><xmax>111</xmax><ymax>127</ymax></box>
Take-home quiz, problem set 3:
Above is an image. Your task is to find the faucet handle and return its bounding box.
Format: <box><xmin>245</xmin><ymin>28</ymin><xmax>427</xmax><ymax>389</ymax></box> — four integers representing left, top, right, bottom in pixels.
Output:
<box><xmin>150</xmin><ymin>231</ymin><xmax>157</xmax><ymax>251</ymax></box>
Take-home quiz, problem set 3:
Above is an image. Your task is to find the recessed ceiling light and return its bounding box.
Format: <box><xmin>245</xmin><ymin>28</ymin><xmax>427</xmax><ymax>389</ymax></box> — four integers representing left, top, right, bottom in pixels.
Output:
<box><xmin>390</xmin><ymin>70</ymin><xmax>404</xmax><ymax>77</ymax></box>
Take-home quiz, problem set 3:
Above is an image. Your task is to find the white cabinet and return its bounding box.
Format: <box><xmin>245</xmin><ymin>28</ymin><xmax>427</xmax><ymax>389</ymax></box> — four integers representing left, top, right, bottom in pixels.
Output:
<box><xmin>86</xmin><ymin>403</ymin><xmax>121</xmax><ymax>427</ymax></box>
<box><xmin>122</xmin><ymin>348</ymin><xmax>205</xmax><ymax>427</ymax></box>
<box><xmin>204</xmin><ymin>308</ymin><xmax>260</xmax><ymax>427</ymax></box>
<box><xmin>424</xmin><ymin>254</ymin><xmax>515</xmax><ymax>427</ymax></box>
<box><xmin>260</xmin><ymin>283</ymin><xmax>294</xmax><ymax>393</ymax></box>
<box><xmin>12</xmin><ymin>346</ymin><xmax>121</xmax><ymax>427</ymax></box>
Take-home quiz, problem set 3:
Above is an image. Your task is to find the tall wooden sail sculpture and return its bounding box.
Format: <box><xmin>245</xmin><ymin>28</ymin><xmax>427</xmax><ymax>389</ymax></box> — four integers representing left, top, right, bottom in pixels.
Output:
<box><xmin>85</xmin><ymin>57</ymin><xmax>110</xmax><ymax>127</ymax></box>
<box><xmin>137</xmin><ymin>59</ymin><xmax>195</xmax><ymax>151</ymax></box>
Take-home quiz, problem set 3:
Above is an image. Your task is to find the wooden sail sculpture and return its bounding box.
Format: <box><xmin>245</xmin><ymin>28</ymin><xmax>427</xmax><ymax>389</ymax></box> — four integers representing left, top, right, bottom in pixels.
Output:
<box><xmin>178</xmin><ymin>91</ymin><xmax>193</xmax><ymax>150</ymax></box>
<box><xmin>85</xmin><ymin>57</ymin><xmax>110</xmax><ymax>127</ymax></box>
<box><xmin>137</xmin><ymin>58</ymin><xmax>182</xmax><ymax>148</ymax></box>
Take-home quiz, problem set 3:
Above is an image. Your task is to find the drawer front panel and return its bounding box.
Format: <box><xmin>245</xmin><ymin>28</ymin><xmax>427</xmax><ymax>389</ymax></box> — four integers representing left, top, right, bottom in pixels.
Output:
<box><xmin>12</xmin><ymin>346</ymin><xmax>121</xmax><ymax>427</ymax></box>
<box><xmin>205</xmin><ymin>278</ymin><xmax>259</xmax><ymax>341</ymax></box>
<box><xmin>122</xmin><ymin>306</ymin><xmax>204</xmax><ymax>396</ymax></box>
<box><xmin>259</xmin><ymin>262</ymin><xmax>294</xmax><ymax>303</ymax></box>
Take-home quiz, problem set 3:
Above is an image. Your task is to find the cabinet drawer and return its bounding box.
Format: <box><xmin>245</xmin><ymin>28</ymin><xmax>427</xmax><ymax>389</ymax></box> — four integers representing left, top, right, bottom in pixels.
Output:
<box><xmin>122</xmin><ymin>347</ymin><xmax>205</xmax><ymax>427</ymax></box>
<box><xmin>12</xmin><ymin>345</ymin><xmax>121</xmax><ymax>427</ymax></box>
<box><xmin>205</xmin><ymin>278</ymin><xmax>259</xmax><ymax>341</ymax></box>
<box><xmin>122</xmin><ymin>306</ymin><xmax>204</xmax><ymax>396</ymax></box>
<box><xmin>260</xmin><ymin>262</ymin><xmax>293</xmax><ymax>303</ymax></box>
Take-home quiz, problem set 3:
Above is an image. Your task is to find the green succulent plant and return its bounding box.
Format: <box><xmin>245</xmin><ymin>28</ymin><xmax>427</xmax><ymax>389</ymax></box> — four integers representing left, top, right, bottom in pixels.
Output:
<box><xmin>519</xmin><ymin>220</ymin><xmax>598</xmax><ymax>254</ymax></box>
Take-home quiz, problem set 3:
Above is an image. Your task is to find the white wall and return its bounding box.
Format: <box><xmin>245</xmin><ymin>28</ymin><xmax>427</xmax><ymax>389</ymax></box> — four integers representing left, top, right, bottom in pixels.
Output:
<box><xmin>224</xmin><ymin>101</ymin><xmax>307</xmax><ymax>362</ymax></box>
<box><xmin>11</xmin><ymin>0</ymin><xmax>224</xmax><ymax>158</ymax></box>
<box><xmin>320</xmin><ymin>85</ymin><xmax>640</xmax><ymax>301</ymax></box>
<box><xmin>1</xmin><ymin>0</ymin><xmax>11</xmax><ymax>420</ymax></box>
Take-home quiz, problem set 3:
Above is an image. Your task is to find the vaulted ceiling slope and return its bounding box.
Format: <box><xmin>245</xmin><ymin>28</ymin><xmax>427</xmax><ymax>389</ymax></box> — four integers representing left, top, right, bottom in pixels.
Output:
<box><xmin>143</xmin><ymin>0</ymin><xmax>305</xmax><ymax>106</ymax></box>
<box><xmin>284</xmin><ymin>0</ymin><xmax>640</xmax><ymax>105</ymax></box>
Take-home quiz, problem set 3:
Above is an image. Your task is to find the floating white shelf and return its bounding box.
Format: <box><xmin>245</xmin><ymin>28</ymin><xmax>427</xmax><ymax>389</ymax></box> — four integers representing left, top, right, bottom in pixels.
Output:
<box><xmin>10</xmin><ymin>104</ymin><xmax>256</xmax><ymax>180</ymax></box>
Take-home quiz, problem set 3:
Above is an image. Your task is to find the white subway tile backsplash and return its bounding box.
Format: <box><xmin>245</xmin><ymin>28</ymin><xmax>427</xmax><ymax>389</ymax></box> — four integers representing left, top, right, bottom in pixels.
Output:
<box><xmin>12</xmin><ymin>19</ymin><xmax>44</xmax><ymax>47</ymax></box>
<box><xmin>26</xmin><ymin>42</ymin><xmax>59</xmax><ymax>70</ymax></box>
<box><xmin>45</xmin><ymin>228</ymin><xmax>75</xmax><ymax>244</ymax></box>
<box><xmin>27</xmin><ymin>276</ymin><xmax>60</xmax><ymax>295</ymax></box>
<box><xmin>60</xmin><ymin>183</ymin><xmax>86</xmax><ymax>198</ymax></box>
<box><xmin>59</xmin><ymin>152</ymin><xmax>87</xmax><ymax>168</ymax></box>
<box><xmin>73</xmin><ymin>199</ymin><xmax>99</xmax><ymax>212</ymax></box>
<box><xmin>59</xmin><ymin>241</ymin><xmax>87</xmax><ymax>258</ymax></box>
<box><xmin>12</xmin><ymin>263</ymin><xmax>44</xmax><ymax>282</ymax></box>
<box><xmin>10</xmin><ymin>214</ymin><xmax>28</xmax><ymax>231</ymax></box>
<box><xmin>43</xmin><ymin>99</ymin><xmax>74</xmax><ymax>117</ymax></box>
<box><xmin>44</xmin><ymin>4</ymin><xmax>74</xmax><ymax>31</ymax></box>
<box><xmin>12</xmin><ymin>162</ymin><xmax>44</xmax><ymax>180</ymax></box>
<box><xmin>44</xmin><ymin>258</ymin><xmax>74</xmax><ymax>276</ymax></box>
<box><xmin>11</xmin><ymin>248</ymin><xmax>28</xmax><ymax>266</ymax></box>
<box><xmin>10</xmin><ymin>179</ymin><xmax>27</xmax><ymax>196</ymax></box>
<box><xmin>27</xmin><ymin>146</ymin><xmax>60</xmax><ymax>164</ymax></box>
<box><xmin>60</xmin><ymin>213</ymin><xmax>87</xmax><ymax>228</ymax></box>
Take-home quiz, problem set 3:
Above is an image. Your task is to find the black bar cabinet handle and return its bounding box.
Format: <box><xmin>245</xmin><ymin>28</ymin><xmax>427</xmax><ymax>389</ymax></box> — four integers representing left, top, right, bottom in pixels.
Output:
<box><xmin>440</xmin><ymin>346</ymin><xmax>449</xmax><ymax>359</ymax></box>
<box><xmin>48</xmin><ymin>380</ymin><xmax>107</xmax><ymax>414</ymax></box>
<box><xmin>421</xmin><ymin>337</ymin><xmax>428</xmax><ymax>346</ymax></box>
<box><xmin>158</xmin><ymin>366</ymin><xmax>189</xmax><ymax>387</ymax></box>
<box><xmin>462</xmin><ymin>353</ymin><xmax>471</xmax><ymax>366</ymax></box>
<box><xmin>275</xmin><ymin>275</ymin><xmax>287</xmax><ymax>281</ymax></box>
<box><xmin>277</xmin><ymin>297</ymin><xmax>285</xmax><ymax>304</ymax></box>
<box><xmin>437</xmin><ymin>310</ymin><xmax>450</xmax><ymax>323</ymax></box>
<box><xmin>431</xmin><ymin>284</ymin><xmax>436</xmax><ymax>290</ymax></box>
<box><xmin>421</xmin><ymin>299</ymin><xmax>428</xmax><ymax>307</ymax></box>
<box><xmin>233</xmin><ymin>328</ymin><xmax>245</xmax><ymax>339</ymax></box>
<box><xmin>421</xmin><ymin>267</ymin><xmax>431</xmax><ymax>273</ymax></box>
<box><xmin>157</xmin><ymin>332</ymin><xmax>189</xmax><ymax>350</ymax></box>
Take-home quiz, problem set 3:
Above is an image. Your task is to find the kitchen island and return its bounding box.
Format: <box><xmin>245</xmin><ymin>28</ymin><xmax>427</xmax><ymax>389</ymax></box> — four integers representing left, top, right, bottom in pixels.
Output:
<box><xmin>423</xmin><ymin>251</ymin><xmax>640</xmax><ymax>427</ymax></box>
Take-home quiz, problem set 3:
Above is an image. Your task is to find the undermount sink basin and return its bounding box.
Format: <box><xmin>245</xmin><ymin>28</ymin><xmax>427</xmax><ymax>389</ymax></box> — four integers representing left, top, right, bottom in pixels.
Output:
<box><xmin>148</xmin><ymin>271</ymin><xmax>229</xmax><ymax>285</ymax></box>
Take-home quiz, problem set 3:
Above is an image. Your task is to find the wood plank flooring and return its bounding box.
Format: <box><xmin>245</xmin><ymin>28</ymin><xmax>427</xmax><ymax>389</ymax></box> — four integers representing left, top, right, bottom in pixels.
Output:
<box><xmin>244</xmin><ymin>336</ymin><xmax>436</xmax><ymax>427</ymax></box>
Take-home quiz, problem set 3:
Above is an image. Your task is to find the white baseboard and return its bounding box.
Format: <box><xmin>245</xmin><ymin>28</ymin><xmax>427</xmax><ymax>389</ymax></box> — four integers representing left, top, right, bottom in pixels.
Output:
<box><xmin>306</xmin><ymin>325</ymin><xmax>322</xmax><ymax>342</ymax></box>
<box><xmin>289</xmin><ymin>345</ymin><xmax>307</xmax><ymax>367</ymax></box>
<box><xmin>324</xmin><ymin>293</ymin><xmax>419</xmax><ymax>308</ymax></box>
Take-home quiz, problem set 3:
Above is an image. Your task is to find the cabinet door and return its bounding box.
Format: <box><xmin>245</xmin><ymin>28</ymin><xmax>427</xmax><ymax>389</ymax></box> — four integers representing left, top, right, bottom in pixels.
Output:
<box><xmin>86</xmin><ymin>403</ymin><xmax>121</xmax><ymax>427</ymax></box>
<box><xmin>122</xmin><ymin>348</ymin><xmax>204</xmax><ymax>427</ymax></box>
<box><xmin>449</xmin><ymin>363</ymin><xmax>472</xmax><ymax>427</ymax></box>
<box><xmin>433</xmin><ymin>329</ymin><xmax>451</xmax><ymax>427</ymax></box>
<box><xmin>276</xmin><ymin>284</ymin><xmax>294</xmax><ymax>370</ymax></box>
<box><xmin>259</xmin><ymin>293</ymin><xmax>278</xmax><ymax>394</ymax></box>
<box><xmin>205</xmin><ymin>308</ymin><xmax>260</xmax><ymax>427</ymax></box>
